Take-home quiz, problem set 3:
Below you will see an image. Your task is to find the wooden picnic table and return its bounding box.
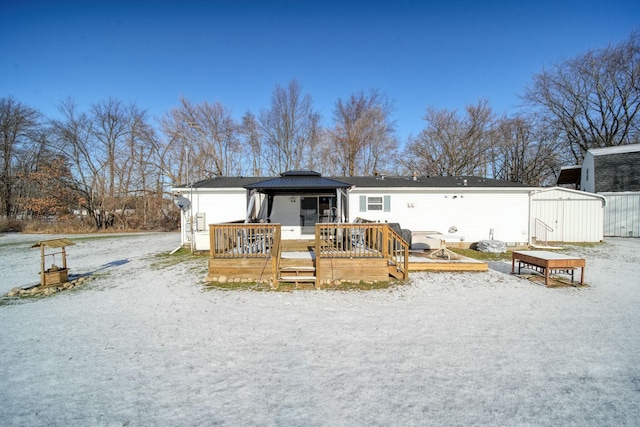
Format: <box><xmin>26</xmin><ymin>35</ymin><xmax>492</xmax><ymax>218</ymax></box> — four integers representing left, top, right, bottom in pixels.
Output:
<box><xmin>511</xmin><ymin>250</ymin><xmax>585</xmax><ymax>287</ymax></box>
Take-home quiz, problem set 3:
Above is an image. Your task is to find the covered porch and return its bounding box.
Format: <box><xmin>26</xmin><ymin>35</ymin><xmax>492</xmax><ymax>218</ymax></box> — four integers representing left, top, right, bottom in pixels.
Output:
<box><xmin>243</xmin><ymin>170</ymin><xmax>351</xmax><ymax>240</ymax></box>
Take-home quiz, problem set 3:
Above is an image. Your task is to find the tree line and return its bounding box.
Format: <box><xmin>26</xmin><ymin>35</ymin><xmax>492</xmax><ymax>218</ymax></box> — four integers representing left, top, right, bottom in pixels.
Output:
<box><xmin>1</xmin><ymin>32</ymin><xmax>638</xmax><ymax>230</ymax></box>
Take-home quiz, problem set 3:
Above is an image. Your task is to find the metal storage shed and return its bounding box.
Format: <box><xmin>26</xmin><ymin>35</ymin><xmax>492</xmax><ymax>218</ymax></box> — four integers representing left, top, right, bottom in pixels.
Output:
<box><xmin>600</xmin><ymin>192</ymin><xmax>640</xmax><ymax>237</ymax></box>
<box><xmin>530</xmin><ymin>188</ymin><xmax>606</xmax><ymax>243</ymax></box>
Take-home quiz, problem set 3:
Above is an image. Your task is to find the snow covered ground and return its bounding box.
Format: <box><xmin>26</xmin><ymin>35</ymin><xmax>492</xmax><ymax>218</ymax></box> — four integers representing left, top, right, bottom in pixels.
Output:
<box><xmin>1</xmin><ymin>232</ymin><xmax>639</xmax><ymax>426</ymax></box>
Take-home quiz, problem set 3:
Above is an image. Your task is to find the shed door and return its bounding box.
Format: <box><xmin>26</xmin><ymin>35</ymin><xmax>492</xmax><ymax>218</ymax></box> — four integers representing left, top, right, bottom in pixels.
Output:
<box><xmin>530</xmin><ymin>199</ymin><xmax>564</xmax><ymax>243</ymax></box>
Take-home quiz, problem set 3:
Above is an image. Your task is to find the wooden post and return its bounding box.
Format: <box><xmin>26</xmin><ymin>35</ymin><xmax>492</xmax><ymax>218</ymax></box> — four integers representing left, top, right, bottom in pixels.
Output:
<box><xmin>271</xmin><ymin>225</ymin><xmax>281</xmax><ymax>289</ymax></box>
<box><xmin>61</xmin><ymin>246</ymin><xmax>68</xmax><ymax>270</ymax></box>
<box><xmin>209</xmin><ymin>227</ymin><xmax>215</xmax><ymax>258</ymax></box>
<box><xmin>315</xmin><ymin>224</ymin><xmax>321</xmax><ymax>289</ymax></box>
<box><xmin>40</xmin><ymin>244</ymin><xmax>45</xmax><ymax>286</ymax></box>
<box><xmin>382</xmin><ymin>224</ymin><xmax>389</xmax><ymax>260</ymax></box>
<box><xmin>403</xmin><ymin>241</ymin><xmax>409</xmax><ymax>280</ymax></box>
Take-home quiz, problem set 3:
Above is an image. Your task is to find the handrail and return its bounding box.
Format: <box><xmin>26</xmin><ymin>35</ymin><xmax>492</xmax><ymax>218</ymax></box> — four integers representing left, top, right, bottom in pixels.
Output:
<box><xmin>533</xmin><ymin>218</ymin><xmax>554</xmax><ymax>246</ymax></box>
<box><xmin>271</xmin><ymin>225</ymin><xmax>282</xmax><ymax>289</ymax></box>
<box><xmin>386</xmin><ymin>225</ymin><xmax>410</xmax><ymax>280</ymax></box>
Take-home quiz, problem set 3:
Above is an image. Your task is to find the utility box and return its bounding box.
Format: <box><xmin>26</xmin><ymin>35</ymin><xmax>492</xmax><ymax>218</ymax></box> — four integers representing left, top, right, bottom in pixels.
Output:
<box><xmin>196</xmin><ymin>213</ymin><xmax>206</xmax><ymax>231</ymax></box>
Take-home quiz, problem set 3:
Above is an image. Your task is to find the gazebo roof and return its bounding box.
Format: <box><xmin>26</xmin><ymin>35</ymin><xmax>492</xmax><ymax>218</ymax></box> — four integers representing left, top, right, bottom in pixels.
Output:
<box><xmin>243</xmin><ymin>170</ymin><xmax>351</xmax><ymax>194</ymax></box>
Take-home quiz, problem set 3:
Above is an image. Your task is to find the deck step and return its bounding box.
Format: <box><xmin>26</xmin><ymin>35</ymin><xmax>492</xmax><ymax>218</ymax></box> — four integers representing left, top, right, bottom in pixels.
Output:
<box><xmin>279</xmin><ymin>266</ymin><xmax>316</xmax><ymax>272</ymax></box>
<box><xmin>278</xmin><ymin>264</ymin><xmax>317</xmax><ymax>288</ymax></box>
<box><xmin>278</xmin><ymin>275</ymin><xmax>316</xmax><ymax>282</ymax></box>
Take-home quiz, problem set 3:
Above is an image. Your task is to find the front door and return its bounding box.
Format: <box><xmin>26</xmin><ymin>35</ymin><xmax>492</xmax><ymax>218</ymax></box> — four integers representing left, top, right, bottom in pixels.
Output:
<box><xmin>300</xmin><ymin>197</ymin><xmax>318</xmax><ymax>235</ymax></box>
<box><xmin>300</xmin><ymin>196</ymin><xmax>336</xmax><ymax>235</ymax></box>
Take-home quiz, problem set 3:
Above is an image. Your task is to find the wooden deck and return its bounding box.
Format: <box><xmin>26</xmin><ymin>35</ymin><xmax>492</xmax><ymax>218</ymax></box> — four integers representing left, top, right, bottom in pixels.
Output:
<box><xmin>407</xmin><ymin>251</ymin><xmax>488</xmax><ymax>272</ymax></box>
<box><xmin>207</xmin><ymin>223</ymin><xmax>486</xmax><ymax>288</ymax></box>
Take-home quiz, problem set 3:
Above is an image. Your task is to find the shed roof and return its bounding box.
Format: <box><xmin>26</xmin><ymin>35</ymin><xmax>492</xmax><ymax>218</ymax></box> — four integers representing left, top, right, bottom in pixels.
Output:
<box><xmin>588</xmin><ymin>143</ymin><xmax>640</xmax><ymax>156</ymax></box>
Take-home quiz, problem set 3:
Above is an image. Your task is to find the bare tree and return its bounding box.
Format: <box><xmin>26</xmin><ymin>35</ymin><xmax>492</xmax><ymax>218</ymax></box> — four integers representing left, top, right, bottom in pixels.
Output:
<box><xmin>329</xmin><ymin>89</ymin><xmax>398</xmax><ymax>176</ymax></box>
<box><xmin>240</xmin><ymin>111</ymin><xmax>262</xmax><ymax>176</ymax></box>
<box><xmin>523</xmin><ymin>32</ymin><xmax>640</xmax><ymax>161</ymax></box>
<box><xmin>259</xmin><ymin>80</ymin><xmax>320</xmax><ymax>175</ymax></box>
<box><xmin>52</xmin><ymin>98</ymin><xmax>156</xmax><ymax>229</ymax></box>
<box><xmin>161</xmin><ymin>97</ymin><xmax>242</xmax><ymax>182</ymax></box>
<box><xmin>403</xmin><ymin>100</ymin><xmax>494</xmax><ymax>176</ymax></box>
<box><xmin>51</xmin><ymin>99</ymin><xmax>102</xmax><ymax>227</ymax></box>
<box><xmin>0</xmin><ymin>96</ymin><xmax>42</xmax><ymax>218</ymax></box>
<box><xmin>488</xmin><ymin>116</ymin><xmax>562</xmax><ymax>186</ymax></box>
<box><xmin>114</xmin><ymin>112</ymin><xmax>162</xmax><ymax>229</ymax></box>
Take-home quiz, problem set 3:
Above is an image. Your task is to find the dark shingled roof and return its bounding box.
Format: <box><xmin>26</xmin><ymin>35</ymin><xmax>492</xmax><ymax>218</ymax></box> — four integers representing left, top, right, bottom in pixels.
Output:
<box><xmin>180</xmin><ymin>172</ymin><xmax>529</xmax><ymax>190</ymax></box>
<box><xmin>343</xmin><ymin>175</ymin><xmax>528</xmax><ymax>188</ymax></box>
<box><xmin>187</xmin><ymin>176</ymin><xmax>268</xmax><ymax>189</ymax></box>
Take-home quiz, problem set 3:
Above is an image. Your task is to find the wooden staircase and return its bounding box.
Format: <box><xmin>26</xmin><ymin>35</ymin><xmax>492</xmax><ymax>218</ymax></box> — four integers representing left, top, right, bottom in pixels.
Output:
<box><xmin>278</xmin><ymin>266</ymin><xmax>317</xmax><ymax>289</ymax></box>
<box><xmin>388</xmin><ymin>263</ymin><xmax>405</xmax><ymax>280</ymax></box>
<box><xmin>277</xmin><ymin>257</ymin><xmax>317</xmax><ymax>289</ymax></box>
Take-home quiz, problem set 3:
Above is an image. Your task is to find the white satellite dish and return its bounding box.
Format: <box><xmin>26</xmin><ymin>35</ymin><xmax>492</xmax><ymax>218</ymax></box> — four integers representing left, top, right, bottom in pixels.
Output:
<box><xmin>175</xmin><ymin>196</ymin><xmax>191</xmax><ymax>212</ymax></box>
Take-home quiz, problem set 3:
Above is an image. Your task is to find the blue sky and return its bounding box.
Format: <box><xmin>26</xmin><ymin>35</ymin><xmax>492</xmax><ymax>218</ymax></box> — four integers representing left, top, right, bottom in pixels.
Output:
<box><xmin>2</xmin><ymin>0</ymin><xmax>638</xmax><ymax>142</ymax></box>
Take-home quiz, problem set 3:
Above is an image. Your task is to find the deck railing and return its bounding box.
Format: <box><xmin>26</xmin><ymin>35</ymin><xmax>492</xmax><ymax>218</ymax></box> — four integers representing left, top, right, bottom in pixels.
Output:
<box><xmin>315</xmin><ymin>222</ymin><xmax>386</xmax><ymax>257</ymax></box>
<box><xmin>315</xmin><ymin>222</ymin><xmax>409</xmax><ymax>280</ymax></box>
<box><xmin>210</xmin><ymin>223</ymin><xmax>280</xmax><ymax>258</ymax></box>
<box><xmin>209</xmin><ymin>222</ymin><xmax>409</xmax><ymax>284</ymax></box>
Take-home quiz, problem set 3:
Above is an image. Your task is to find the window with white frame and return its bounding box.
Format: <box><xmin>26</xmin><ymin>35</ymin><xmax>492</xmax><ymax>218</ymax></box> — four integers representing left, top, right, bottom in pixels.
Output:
<box><xmin>368</xmin><ymin>196</ymin><xmax>383</xmax><ymax>210</ymax></box>
<box><xmin>359</xmin><ymin>195</ymin><xmax>391</xmax><ymax>212</ymax></box>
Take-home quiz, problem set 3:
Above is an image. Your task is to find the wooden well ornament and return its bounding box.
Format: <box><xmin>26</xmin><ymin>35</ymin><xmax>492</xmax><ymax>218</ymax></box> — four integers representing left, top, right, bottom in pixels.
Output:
<box><xmin>31</xmin><ymin>238</ymin><xmax>75</xmax><ymax>286</ymax></box>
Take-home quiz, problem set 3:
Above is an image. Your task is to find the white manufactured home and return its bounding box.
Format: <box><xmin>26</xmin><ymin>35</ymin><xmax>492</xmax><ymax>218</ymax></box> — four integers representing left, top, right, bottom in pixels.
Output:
<box><xmin>173</xmin><ymin>171</ymin><xmax>605</xmax><ymax>251</ymax></box>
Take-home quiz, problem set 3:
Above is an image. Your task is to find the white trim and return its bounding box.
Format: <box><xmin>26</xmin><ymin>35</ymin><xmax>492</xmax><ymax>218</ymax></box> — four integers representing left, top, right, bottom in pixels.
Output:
<box><xmin>588</xmin><ymin>144</ymin><xmax>640</xmax><ymax>156</ymax></box>
<box><xmin>530</xmin><ymin>186</ymin><xmax>607</xmax><ymax>206</ymax></box>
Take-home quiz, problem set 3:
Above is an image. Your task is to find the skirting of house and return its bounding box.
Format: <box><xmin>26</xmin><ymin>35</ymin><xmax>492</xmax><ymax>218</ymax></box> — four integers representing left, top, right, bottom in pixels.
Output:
<box><xmin>207</xmin><ymin>254</ymin><xmax>488</xmax><ymax>284</ymax></box>
<box><xmin>207</xmin><ymin>256</ymin><xmax>391</xmax><ymax>284</ymax></box>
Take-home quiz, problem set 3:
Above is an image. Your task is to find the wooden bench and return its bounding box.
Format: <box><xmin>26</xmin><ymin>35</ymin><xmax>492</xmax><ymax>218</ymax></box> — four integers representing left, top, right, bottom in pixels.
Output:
<box><xmin>511</xmin><ymin>250</ymin><xmax>585</xmax><ymax>287</ymax></box>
